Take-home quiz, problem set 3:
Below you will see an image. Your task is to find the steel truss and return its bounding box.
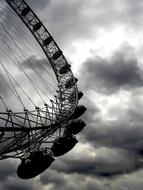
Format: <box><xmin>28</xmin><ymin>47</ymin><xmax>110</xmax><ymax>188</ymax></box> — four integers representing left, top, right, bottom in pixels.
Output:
<box><xmin>0</xmin><ymin>0</ymin><xmax>79</xmax><ymax>159</ymax></box>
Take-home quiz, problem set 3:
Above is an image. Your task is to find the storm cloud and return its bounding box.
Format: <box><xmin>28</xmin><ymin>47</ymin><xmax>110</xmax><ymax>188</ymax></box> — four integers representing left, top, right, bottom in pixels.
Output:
<box><xmin>26</xmin><ymin>0</ymin><xmax>51</xmax><ymax>10</ymax></box>
<box><xmin>79</xmin><ymin>47</ymin><xmax>143</xmax><ymax>94</ymax></box>
<box><xmin>1</xmin><ymin>0</ymin><xmax>143</xmax><ymax>190</ymax></box>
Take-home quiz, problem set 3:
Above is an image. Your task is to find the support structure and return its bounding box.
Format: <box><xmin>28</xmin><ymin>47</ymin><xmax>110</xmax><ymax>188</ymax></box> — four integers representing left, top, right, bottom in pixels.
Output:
<box><xmin>0</xmin><ymin>0</ymin><xmax>79</xmax><ymax>159</ymax></box>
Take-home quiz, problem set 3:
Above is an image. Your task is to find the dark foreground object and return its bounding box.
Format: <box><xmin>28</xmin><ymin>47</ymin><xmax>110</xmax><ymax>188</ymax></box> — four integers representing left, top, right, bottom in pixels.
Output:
<box><xmin>65</xmin><ymin>119</ymin><xmax>86</xmax><ymax>135</ymax></box>
<box><xmin>17</xmin><ymin>152</ymin><xmax>54</xmax><ymax>179</ymax></box>
<box><xmin>51</xmin><ymin>135</ymin><xmax>78</xmax><ymax>157</ymax></box>
<box><xmin>71</xmin><ymin>105</ymin><xmax>87</xmax><ymax>119</ymax></box>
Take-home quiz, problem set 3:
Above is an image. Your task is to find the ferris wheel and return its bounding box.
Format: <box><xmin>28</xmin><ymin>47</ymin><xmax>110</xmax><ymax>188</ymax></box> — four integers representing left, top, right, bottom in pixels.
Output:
<box><xmin>0</xmin><ymin>0</ymin><xmax>86</xmax><ymax>179</ymax></box>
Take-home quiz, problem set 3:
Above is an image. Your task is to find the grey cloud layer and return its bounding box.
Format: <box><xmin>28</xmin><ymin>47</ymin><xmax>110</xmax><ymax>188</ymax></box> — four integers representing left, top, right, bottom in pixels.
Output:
<box><xmin>31</xmin><ymin>0</ymin><xmax>143</xmax><ymax>49</ymax></box>
<box><xmin>79</xmin><ymin>47</ymin><xmax>143</xmax><ymax>94</ymax></box>
<box><xmin>50</xmin><ymin>148</ymin><xmax>141</xmax><ymax>177</ymax></box>
<box><xmin>24</xmin><ymin>0</ymin><xmax>51</xmax><ymax>10</ymax></box>
<box><xmin>1</xmin><ymin>0</ymin><xmax>143</xmax><ymax>190</ymax></box>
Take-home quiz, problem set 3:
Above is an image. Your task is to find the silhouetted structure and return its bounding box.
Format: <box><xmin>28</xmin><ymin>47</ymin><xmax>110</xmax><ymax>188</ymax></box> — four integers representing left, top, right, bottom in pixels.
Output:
<box><xmin>0</xmin><ymin>0</ymin><xmax>87</xmax><ymax>178</ymax></box>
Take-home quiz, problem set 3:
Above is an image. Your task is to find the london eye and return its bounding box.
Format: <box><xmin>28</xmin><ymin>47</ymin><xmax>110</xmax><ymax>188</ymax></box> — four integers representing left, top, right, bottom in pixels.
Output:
<box><xmin>0</xmin><ymin>0</ymin><xmax>86</xmax><ymax>179</ymax></box>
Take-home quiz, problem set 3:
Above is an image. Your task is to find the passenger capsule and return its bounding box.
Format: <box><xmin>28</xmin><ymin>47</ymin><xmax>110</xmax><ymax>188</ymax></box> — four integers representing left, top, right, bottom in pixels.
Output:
<box><xmin>17</xmin><ymin>151</ymin><xmax>54</xmax><ymax>179</ymax></box>
<box><xmin>43</xmin><ymin>36</ymin><xmax>53</xmax><ymax>46</ymax></box>
<box><xmin>71</xmin><ymin>105</ymin><xmax>87</xmax><ymax>119</ymax></box>
<box><xmin>65</xmin><ymin>119</ymin><xmax>86</xmax><ymax>135</ymax></box>
<box><xmin>33</xmin><ymin>22</ymin><xmax>42</xmax><ymax>32</ymax></box>
<box><xmin>65</xmin><ymin>78</ymin><xmax>74</xmax><ymax>89</ymax></box>
<box><xmin>52</xmin><ymin>50</ymin><xmax>62</xmax><ymax>60</ymax></box>
<box><xmin>59</xmin><ymin>64</ymin><xmax>71</xmax><ymax>75</ymax></box>
<box><xmin>51</xmin><ymin>135</ymin><xmax>78</xmax><ymax>157</ymax></box>
<box><xmin>21</xmin><ymin>7</ymin><xmax>30</xmax><ymax>16</ymax></box>
<box><xmin>68</xmin><ymin>91</ymin><xmax>84</xmax><ymax>104</ymax></box>
<box><xmin>65</xmin><ymin>78</ymin><xmax>78</xmax><ymax>89</ymax></box>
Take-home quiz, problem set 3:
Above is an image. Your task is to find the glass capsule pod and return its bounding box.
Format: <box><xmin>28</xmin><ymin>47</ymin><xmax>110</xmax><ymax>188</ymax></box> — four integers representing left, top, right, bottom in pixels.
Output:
<box><xmin>65</xmin><ymin>119</ymin><xmax>86</xmax><ymax>135</ymax></box>
<box><xmin>17</xmin><ymin>151</ymin><xmax>54</xmax><ymax>179</ymax></box>
<box><xmin>71</xmin><ymin>105</ymin><xmax>87</xmax><ymax>119</ymax></box>
<box><xmin>51</xmin><ymin>135</ymin><xmax>78</xmax><ymax>157</ymax></box>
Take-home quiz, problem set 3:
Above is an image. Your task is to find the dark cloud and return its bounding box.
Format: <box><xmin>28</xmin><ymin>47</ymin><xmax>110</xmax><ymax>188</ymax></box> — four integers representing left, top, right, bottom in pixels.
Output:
<box><xmin>32</xmin><ymin>0</ymin><xmax>143</xmax><ymax>50</ymax></box>
<box><xmin>79</xmin><ymin>47</ymin><xmax>143</xmax><ymax>94</ymax></box>
<box><xmin>0</xmin><ymin>160</ymin><xmax>40</xmax><ymax>190</ymax></box>
<box><xmin>26</xmin><ymin>0</ymin><xmax>51</xmax><ymax>10</ymax></box>
<box><xmin>122</xmin><ymin>0</ymin><xmax>143</xmax><ymax>29</ymax></box>
<box><xmin>1</xmin><ymin>0</ymin><xmax>143</xmax><ymax>190</ymax></box>
<box><xmin>39</xmin><ymin>167</ymin><xmax>143</xmax><ymax>190</ymax></box>
<box><xmin>3</xmin><ymin>176</ymin><xmax>38</xmax><ymax>190</ymax></box>
<box><xmin>39</xmin><ymin>0</ymin><xmax>99</xmax><ymax>47</ymax></box>
<box><xmin>5</xmin><ymin>184</ymin><xmax>32</xmax><ymax>190</ymax></box>
<box><xmin>40</xmin><ymin>169</ymin><xmax>67</xmax><ymax>187</ymax></box>
<box><xmin>76</xmin><ymin>92</ymin><xmax>143</xmax><ymax>177</ymax></box>
<box><xmin>80</xmin><ymin>91</ymin><xmax>143</xmax><ymax>156</ymax></box>
<box><xmin>85</xmin><ymin>118</ymin><xmax>143</xmax><ymax>152</ymax></box>
<box><xmin>48</xmin><ymin>144</ymin><xmax>142</xmax><ymax>177</ymax></box>
<box><xmin>40</xmin><ymin>169</ymin><xmax>107</xmax><ymax>190</ymax></box>
<box><xmin>0</xmin><ymin>160</ymin><xmax>16</xmax><ymax>181</ymax></box>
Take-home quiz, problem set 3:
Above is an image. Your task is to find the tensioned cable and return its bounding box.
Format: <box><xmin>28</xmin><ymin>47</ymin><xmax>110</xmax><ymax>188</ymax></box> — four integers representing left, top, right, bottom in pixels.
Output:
<box><xmin>0</xmin><ymin>1</ymin><xmax>56</xmax><ymax>90</ymax></box>
<box><xmin>0</xmin><ymin>96</ymin><xmax>8</xmax><ymax>110</ymax></box>
<box><xmin>0</xmin><ymin>0</ymin><xmax>73</xmax><ymax>157</ymax></box>
<box><xmin>0</xmin><ymin>1</ymin><xmax>57</xmax><ymax>78</ymax></box>
<box><xmin>9</xmin><ymin>29</ymin><xmax>57</xmax><ymax>83</ymax></box>
<box><xmin>0</xmin><ymin>26</ymin><xmax>56</xmax><ymax>100</ymax></box>
<box><xmin>27</xmin><ymin>60</ymin><xmax>56</xmax><ymax>96</ymax></box>
<box><xmin>0</xmin><ymin>60</ymin><xmax>25</xmax><ymax>108</ymax></box>
<box><xmin>0</xmin><ymin>1</ymin><xmax>57</xmax><ymax>82</ymax></box>
<box><xmin>0</xmin><ymin>15</ymin><xmax>46</xmax><ymax>105</ymax></box>
<box><xmin>0</xmin><ymin>22</ymin><xmax>58</xmax><ymax>103</ymax></box>
<box><xmin>0</xmin><ymin>46</ymin><xmax>47</xmax><ymax>103</ymax></box>
<box><xmin>0</xmin><ymin>5</ymin><xmax>62</xmax><ymax>119</ymax></box>
<box><xmin>0</xmin><ymin>44</ymin><xmax>53</xmax><ymax>102</ymax></box>
<box><xmin>0</xmin><ymin>60</ymin><xmax>36</xmax><ymax>107</ymax></box>
<box><xmin>0</xmin><ymin>61</ymin><xmax>25</xmax><ymax>107</ymax></box>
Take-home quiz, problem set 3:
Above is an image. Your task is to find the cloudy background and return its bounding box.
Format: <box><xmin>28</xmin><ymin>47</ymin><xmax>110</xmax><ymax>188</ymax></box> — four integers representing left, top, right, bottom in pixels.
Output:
<box><xmin>1</xmin><ymin>0</ymin><xmax>143</xmax><ymax>189</ymax></box>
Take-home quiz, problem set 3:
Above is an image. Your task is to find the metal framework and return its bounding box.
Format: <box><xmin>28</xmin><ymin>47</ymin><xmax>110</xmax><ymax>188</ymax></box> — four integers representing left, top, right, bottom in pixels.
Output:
<box><xmin>0</xmin><ymin>0</ymin><xmax>79</xmax><ymax>159</ymax></box>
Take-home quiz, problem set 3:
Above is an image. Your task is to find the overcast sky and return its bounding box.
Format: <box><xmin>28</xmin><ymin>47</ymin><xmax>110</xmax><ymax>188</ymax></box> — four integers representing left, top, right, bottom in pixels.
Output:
<box><xmin>1</xmin><ymin>0</ymin><xmax>143</xmax><ymax>189</ymax></box>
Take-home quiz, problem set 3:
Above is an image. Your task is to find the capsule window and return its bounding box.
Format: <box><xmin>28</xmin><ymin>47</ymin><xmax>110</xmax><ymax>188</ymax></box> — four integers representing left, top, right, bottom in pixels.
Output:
<box><xmin>65</xmin><ymin>119</ymin><xmax>86</xmax><ymax>135</ymax></box>
<box><xmin>21</xmin><ymin>7</ymin><xmax>30</xmax><ymax>16</ymax></box>
<box><xmin>65</xmin><ymin>78</ymin><xmax>74</xmax><ymax>89</ymax></box>
<box><xmin>33</xmin><ymin>22</ymin><xmax>42</xmax><ymax>32</ymax></box>
<box><xmin>43</xmin><ymin>36</ymin><xmax>53</xmax><ymax>46</ymax></box>
<box><xmin>65</xmin><ymin>78</ymin><xmax>78</xmax><ymax>89</ymax></box>
<box><xmin>51</xmin><ymin>135</ymin><xmax>78</xmax><ymax>157</ymax></box>
<box><xmin>59</xmin><ymin>65</ymin><xmax>70</xmax><ymax>75</ymax></box>
<box><xmin>52</xmin><ymin>50</ymin><xmax>62</xmax><ymax>60</ymax></box>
